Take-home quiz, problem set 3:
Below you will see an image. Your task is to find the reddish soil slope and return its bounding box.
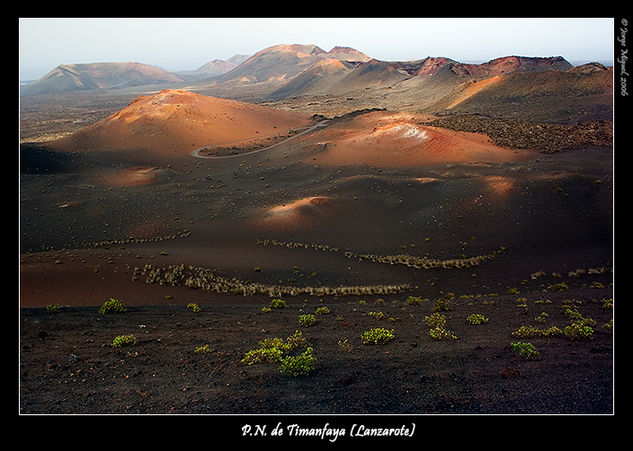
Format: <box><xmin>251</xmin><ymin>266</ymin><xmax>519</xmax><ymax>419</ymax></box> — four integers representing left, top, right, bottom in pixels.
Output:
<box><xmin>307</xmin><ymin>111</ymin><xmax>530</xmax><ymax>167</ymax></box>
<box><xmin>47</xmin><ymin>89</ymin><xmax>314</xmax><ymax>158</ymax></box>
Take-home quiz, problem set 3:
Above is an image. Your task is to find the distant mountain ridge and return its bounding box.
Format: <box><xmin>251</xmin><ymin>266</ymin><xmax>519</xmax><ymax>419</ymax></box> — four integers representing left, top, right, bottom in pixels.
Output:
<box><xmin>175</xmin><ymin>54</ymin><xmax>253</xmax><ymax>81</ymax></box>
<box><xmin>214</xmin><ymin>44</ymin><xmax>372</xmax><ymax>84</ymax></box>
<box><xmin>264</xmin><ymin>54</ymin><xmax>583</xmax><ymax>100</ymax></box>
<box><xmin>20</xmin><ymin>45</ymin><xmax>597</xmax><ymax>97</ymax></box>
<box><xmin>21</xmin><ymin>62</ymin><xmax>185</xmax><ymax>96</ymax></box>
<box><xmin>20</xmin><ymin>44</ymin><xmax>613</xmax><ymax>123</ymax></box>
<box><xmin>178</xmin><ymin>59</ymin><xmax>238</xmax><ymax>80</ymax></box>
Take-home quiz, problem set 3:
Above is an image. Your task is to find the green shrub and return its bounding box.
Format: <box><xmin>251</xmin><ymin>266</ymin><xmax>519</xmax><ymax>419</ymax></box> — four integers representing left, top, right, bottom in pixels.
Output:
<box><xmin>242</xmin><ymin>346</ymin><xmax>284</xmax><ymax>364</ymax></box>
<box><xmin>466</xmin><ymin>313</ymin><xmax>489</xmax><ymax>325</ymax></box>
<box><xmin>511</xmin><ymin>341</ymin><xmax>541</xmax><ymax>360</ymax></box>
<box><xmin>45</xmin><ymin>304</ymin><xmax>61</xmax><ymax>313</ymax></box>
<box><xmin>433</xmin><ymin>295</ymin><xmax>453</xmax><ymax>312</ymax></box>
<box><xmin>299</xmin><ymin>314</ymin><xmax>316</xmax><ymax>327</ymax></box>
<box><xmin>187</xmin><ymin>302</ymin><xmax>201</xmax><ymax>313</ymax></box>
<box><xmin>315</xmin><ymin>306</ymin><xmax>330</xmax><ymax>315</ymax></box>
<box><xmin>424</xmin><ymin>312</ymin><xmax>446</xmax><ymax>328</ymax></box>
<box><xmin>278</xmin><ymin>347</ymin><xmax>316</xmax><ymax>377</ymax></box>
<box><xmin>242</xmin><ymin>331</ymin><xmax>306</xmax><ymax>359</ymax></box>
<box><xmin>534</xmin><ymin>312</ymin><xmax>549</xmax><ymax>323</ymax></box>
<box><xmin>242</xmin><ymin>330</ymin><xmax>314</xmax><ymax>377</ymax></box>
<box><xmin>368</xmin><ymin>311</ymin><xmax>385</xmax><ymax>320</ymax></box>
<box><xmin>406</xmin><ymin>296</ymin><xmax>425</xmax><ymax>305</ymax></box>
<box><xmin>361</xmin><ymin>328</ymin><xmax>394</xmax><ymax>345</ymax></box>
<box><xmin>512</xmin><ymin>325</ymin><xmax>562</xmax><ymax>338</ymax></box>
<box><xmin>269</xmin><ymin>298</ymin><xmax>288</xmax><ymax>309</ymax></box>
<box><xmin>99</xmin><ymin>298</ymin><xmax>127</xmax><ymax>314</ymax></box>
<box><xmin>194</xmin><ymin>344</ymin><xmax>211</xmax><ymax>353</ymax></box>
<box><xmin>563</xmin><ymin>308</ymin><xmax>596</xmax><ymax>340</ymax></box>
<box><xmin>548</xmin><ymin>282</ymin><xmax>569</xmax><ymax>292</ymax></box>
<box><xmin>564</xmin><ymin>309</ymin><xmax>596</xmax><ymax>327</ymax></box>
<box><xmin>429</xmin><ymin>326</ymin><xmax>457</xmax><ymax>341</ymax></box>
<box><xmin>112</xmin><ymin>334</ymin><xmax>137</xmax><ymax>347</ymax></box>
<box><xmin>564</xmin><ymin>323</ymin><xmax>594</xmax><ymax>340</ymax></box>
<box><xmin>284</xmin><ymin>330</ymin><xmax>307</xmax><ymax>349</ymax></box>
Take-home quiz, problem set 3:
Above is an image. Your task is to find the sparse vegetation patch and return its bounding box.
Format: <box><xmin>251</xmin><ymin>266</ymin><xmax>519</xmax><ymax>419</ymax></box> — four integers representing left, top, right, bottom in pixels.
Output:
<box><xmin>256</xmin><ymin>239</ymin><xmax>505</xmax><ymax>270</ymax></box>
<box><xmin>298</xmin><ymin>314</ymin><xmax>316</xmax><ymax>327</ymax></box>
<box><xmin>99</xmin><ymin>298</ymin><xmax>127</xmax><ymax>314</ymax></box>
<box><xmin>466</xmin><ymin>313</ymin><xmax>489</xmax><ymax>325</ymax></box>
<box><xmin>242</xmin><ymin>330</ymin><xmax>315</xmax><ymax>377</ymax></box>
<box><xmin>112</xmin><ymin>334</ymin><xmax>137</xmax><ymax>347</ymax></box>
<box><xmin>361</xmin><ymin>328</ymin><xmax>394</xmax><ymax>345</ymax></box>
<box><xmin>137</xmin><ymin>263</ymin><xmax>411</xmax><ymax>297</ymax></box>
<box><xmin>511</xmin><ymin>342</ymin><xmax>541</xmax><ymax>360</ymax></box>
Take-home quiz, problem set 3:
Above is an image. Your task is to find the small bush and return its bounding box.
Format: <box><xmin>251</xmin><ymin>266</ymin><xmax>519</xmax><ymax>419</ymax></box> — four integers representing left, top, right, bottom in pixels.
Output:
<box><xmin>298</xmin><ymin>314</ymin><xmax>316</xmax><ymax>327</ymax></box>
<box><xmin>548</xmin><ymin>282</ymin><xmax>569</xmax><ymax>292</ymax></box>
<box><xmin>564</xmin><ymin>323</ymin><xmax>594</xmax><ymax>340</ymax></box>
<box><xmin>564</xmin><ymin>309</ymin><xmax>596</xmax><ymax>327</ymax></box>
<box><xmin>466</xmin><ymin>313</ymin><xmax>489</xmax><ymax>325</ymax></box>
<box><xmin>187</xmin><ymin>303</ymin><xmax>201</xmax><ymax>313</ymax></box>
<box><xmin>194</xmin><ymin>344</ymin><xmax>211</xmax><ymax>353</ymax></box>
<box><xmin>242</xmin><ymin>346</ymin><xmax>284</xmax><ymax>364</ymax></box>
<box><xmin>534</xmin><ymin>312</ymin><xmax>549</xmax><ymax>323</ymax></box>
<box><xmin>563</xmin><ymin>308</ymin><xmax>596</xmax><ymax>340</ymax></box>
<box><xmin>511</xmin><ymin>342</ymin><xmax>541</xmax><ymax>360</ymax></box>
<box><xmin>406</xmin><ymin>296</ymin><xmax>425</xmax><ymax>305</ymax></box>
<box><xmin>368</xmin><ymin>311</ymin><xmax>385</xmax><ymax>320</ymax></box>
<box><xmin>269</xmin><ymin>299</ymin><xmax>288</xmax><ymax>309</ymax></box>
<box><xmin>429</xmin><ymin>326</ymin><xmax>457</xmax><ymax>341</ymax></box>
<box><xmin>361</xmin><ymin>327</ymin><xmax>394</xmax><ymax>345</ymax></box>
<box><xmin>242</xmin><ymin>330</ymin><xmax>314</xmax><ymax>377</ymax></box>
<box><xmin>99</xmin><ymin>298</ymin><xmax>127</xmax><ymax>314</ymax></box>
<box><xmin>433</xmin><ymin>296</ymin><xmax>453</xmax><ymax>312</ymax></box>
<box><xmin>112</xmin><ymin>334</ymin><xmax>137</xmax><ymax>347</ymax></box>
<box><xmin>512</xmin><ymin>325</ymin><xmax>562</xmax><ymax>338</ymax></box>
<box><xmin>278</xmin><ymin>347</ymin><xmax>316</xmax><ymax>377</ymax></box>
<box><xmin>284</xmin><ymin>330</ymin><xmax>308</xmax><ymax>349</ymax></box>
<box><xmin>315</xmin><ymin>306</ymin><xmax>330</xmax><ymax>315</ymax></box>
<box><xmin>45</xmin><ymin>304</ymin><xmax>61</xmax><ymax>313</ymax></box>
<box><xmin>424</xmin><ymin>312</ymin><xmax>447</xmax><ymax>328</ymax></box>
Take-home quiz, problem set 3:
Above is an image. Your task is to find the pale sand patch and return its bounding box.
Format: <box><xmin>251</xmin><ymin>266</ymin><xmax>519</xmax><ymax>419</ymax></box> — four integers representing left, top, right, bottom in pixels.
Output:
<box><xmin>98</xmin><ymin>166</ymin><xmax>162</xmax><ymax>187</ymax></box>
<box><xmin>256</xmin><ymin>196</ymin><xmax>335</xmax><ymax>230</ymax></box>
<box><xmin>483</xmin><ymin>175</ymin><xmax>515</xmax><ymax>197</ymax></box>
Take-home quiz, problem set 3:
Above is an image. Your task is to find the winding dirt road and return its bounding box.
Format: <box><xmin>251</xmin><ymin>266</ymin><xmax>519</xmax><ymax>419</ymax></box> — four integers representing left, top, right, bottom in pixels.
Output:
<box><xmin>191</xmin><ymin>120</ymin><xmax>329</xmax><ymax>159</ymax></box>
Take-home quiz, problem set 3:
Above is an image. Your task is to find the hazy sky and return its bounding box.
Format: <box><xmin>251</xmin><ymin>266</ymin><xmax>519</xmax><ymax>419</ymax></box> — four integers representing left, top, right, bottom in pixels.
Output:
<box><xmin>19</xmin><ymin>17</ymin><xmax>615</xmax><ymax>80</ymax></box>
